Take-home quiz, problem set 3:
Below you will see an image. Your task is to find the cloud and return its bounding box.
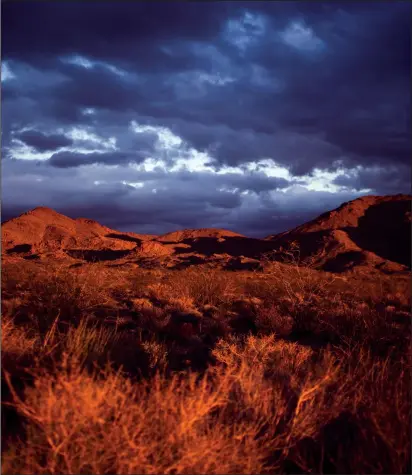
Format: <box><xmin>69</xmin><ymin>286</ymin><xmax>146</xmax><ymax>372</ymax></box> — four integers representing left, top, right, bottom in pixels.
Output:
<box><xmin>1</xmin><ymin>61</ymin><xmax>16</xmax><ymax>81</ymax></box>
<box><xmin>3</xmin><ymin>2</ymin><xmax>409</xmax><ymax>174</ymax></box>
<box><xmin>49</xmin><ymin>151</ymin><xmax>147</xmax><ymax>168</ymax></box>
<box><xmin>2</xmin><ymin>157</ymin><xmax>364</xmax><ymax>237</ymax></box>
<box><xmin>333</xmin><ymin>165</ymin><xmax>411</xmax><ymax>195</ymax></box>
<box><xmin>1</xmin><ymin>2</ymin><xmax>410</xmax><ymax>234</ymax></box>
<box><xmin>279</xmin><ymin>21</ymin><xmax>325</xmax><ymax>52</ymax></box>
<box><xmin>15</xmin><ymin>130</ymin><xmax>73</xmax><ymax>152</ymax></box>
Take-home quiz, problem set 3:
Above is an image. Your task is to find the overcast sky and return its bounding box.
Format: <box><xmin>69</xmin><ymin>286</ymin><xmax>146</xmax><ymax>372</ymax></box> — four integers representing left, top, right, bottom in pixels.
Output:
<box><xmin>1</xmin><ymin>1</ymin><xmax>410</xmax><ymax>236</ymax></box>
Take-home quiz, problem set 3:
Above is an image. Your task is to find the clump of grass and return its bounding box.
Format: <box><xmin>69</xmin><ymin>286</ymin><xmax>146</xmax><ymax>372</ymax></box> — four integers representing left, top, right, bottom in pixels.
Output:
<box><xmin>213</xmin><ymin>334</ymin><xmax>314</xmax><ymax>386</ymax></box>
<box><xmin>1</xmin><ymin>315</ymin><xmax>118</xmax><ymax>380</ymax></box>
<box><xmin>141</xmin><ymin>340</ymin><xmax>168</xmax><ymax>371</ymax></box>
<box><xmin>254</xmin><ymin>305</ymin><xmax>294</xmax><ymax>336</ymax></box>
<box><xmin>213</xmin><ymin>334</ymin><xmax>411</xmax><ymax>473</ymax></box>
<box><xmin>2</xmin><ymin>263</ymin><xmax>114</xmax><ymax>335</ymax></box>
<box><xmin>1</xmin><ymin>318</ymin><xmax>38</xmax><ymax>362</ymax></box>
<box><xmin>2</xmin><ymin>359</ymin><xmax>276</xmax><ymax>475</ymax></box>
<box><xmin>3</xmin><ymin>335</ymin><xmax>410</xmax><ymax>474</ymax></box>
<box><xmin>162</xmin><ymin>268</ymin><xmax>241</xmax><ymax>307</ymax></box>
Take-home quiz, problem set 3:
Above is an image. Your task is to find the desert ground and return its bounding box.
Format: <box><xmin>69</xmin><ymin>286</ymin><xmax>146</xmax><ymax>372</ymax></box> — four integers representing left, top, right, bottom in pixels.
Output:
<box><xmin>1</xmin><ymin>194</ymin><xmax>411</xmax><ymax>474</ymax></box>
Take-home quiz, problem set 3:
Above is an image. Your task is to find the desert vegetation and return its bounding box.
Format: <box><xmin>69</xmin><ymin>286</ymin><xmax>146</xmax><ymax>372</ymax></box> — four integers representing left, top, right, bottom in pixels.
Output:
<box><xmin>1</xmin><ymin>256</ymin><xmax>410</xmax><ymax>475</ymax></box>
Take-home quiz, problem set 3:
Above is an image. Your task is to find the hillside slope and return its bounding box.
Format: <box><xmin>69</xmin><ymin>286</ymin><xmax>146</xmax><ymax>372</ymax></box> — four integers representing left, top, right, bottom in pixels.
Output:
<box><xmin>157</xmin><ymin>228</ymin><xmax>245</xmax><ymax>242</ymax></box>
<box><xmin>2</xmin><ymin>207</ymin><xmax>156</xmax><ymax>259</ymax></box>
<box><xmin>265</xmin><ymin>194</ymin><xmax>411</xmax><ymax>272</ymax></box>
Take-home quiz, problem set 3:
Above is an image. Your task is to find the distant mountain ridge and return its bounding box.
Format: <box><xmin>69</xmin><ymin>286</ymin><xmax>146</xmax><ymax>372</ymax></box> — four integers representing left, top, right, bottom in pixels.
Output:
<box><xmin>157</xmin><ymin>228</ymin><xmax>245</xmax><ymax>242</ymax></box>
<box><xmin>2</xmin><ymin>194</ymin><xmax>410</xmax><ymax>273</ymax></box>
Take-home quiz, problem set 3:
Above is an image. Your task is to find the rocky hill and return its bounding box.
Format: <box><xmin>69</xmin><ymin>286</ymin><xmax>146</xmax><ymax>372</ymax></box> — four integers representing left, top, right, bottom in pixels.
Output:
<box><xmin>265</xmin><ymin>194</ymin><xmax>411</xmax><ymax>272</ymax></box>
<box><xmin>2</xmin><ymin>195</ymin><xmax>410</xmax><ymax>273</ymax></box>
<box><xmin>2</xmin><ymin>207</ymin><xmax>155</xmax><ymax>259</ymax></box>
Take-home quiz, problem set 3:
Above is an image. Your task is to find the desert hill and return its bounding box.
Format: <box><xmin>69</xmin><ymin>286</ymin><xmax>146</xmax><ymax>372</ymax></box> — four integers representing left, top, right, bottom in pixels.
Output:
<box><xmin>157</xmin><ymin>228</ymin><xmax>245</xmax><ymax>242</ymax></box>
<box><xmin>2</xmin><ymin>207</ymin><xmax>156</xmax><ymax>259</ymax></box>
<box><xmin>2</xmin><ymin>194</ymin><xmax>410</xmax><ymax>273</ymax></box>
<box><xmin>265</xmin><ymin>194</ymin><xmax>411</xmax><ymax>272</ymax></box>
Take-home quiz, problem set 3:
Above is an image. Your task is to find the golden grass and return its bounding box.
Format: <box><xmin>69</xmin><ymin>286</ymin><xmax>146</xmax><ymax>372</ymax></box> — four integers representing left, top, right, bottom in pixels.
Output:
<box><xmin>2</xmin><ymin>357</ymin><xmax>274</xmax><ymax>474</ymax></box>
<box><xmin>3</xmin><ymin>335</ymin><xmax>410</xmax><ymax>474</ymax></box>
<box><xmin>1</xmin><ymin>318</ymin><xmax>38</xmax><ymax>360</ymax></box>
<box><xmin>1</xmin><ymin>259</ymin><xmax>410</xmax><ymax>474</ymax></box>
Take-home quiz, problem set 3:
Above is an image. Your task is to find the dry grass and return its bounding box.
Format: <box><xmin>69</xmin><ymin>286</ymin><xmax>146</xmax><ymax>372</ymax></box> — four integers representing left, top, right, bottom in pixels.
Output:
<box><xmin>2</xmin><ymin>262</ymin><xmax>114</xmax><ymax>334</ymax></box>
<box><xmin>161</xmin><ymin>268</ymin><xmax>242</xmax><ymax>307</ymax></box>
<box><xmin>2</xmin><ymin>354</ymin><xmax>280</xmax><ymax>475</ymax></box>
<box><xmin>1</xmin><ymin>319</ymin><xmax>38</xmax><ymax>361</ymax></box>
<box><xmin>3</xmin><ymin>336</ymin><xmax>410</xmax><ymax>474</ymax></box>
<box><xmin>1</xmin><ymin>258</ymin><xmax>410</xmax><ymax>474</ymax></box>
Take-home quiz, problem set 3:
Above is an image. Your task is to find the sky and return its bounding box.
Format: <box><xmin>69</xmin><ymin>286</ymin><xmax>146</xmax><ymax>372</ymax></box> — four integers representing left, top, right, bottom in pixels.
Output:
<box><xmin>1</xmin><ymin>1</ymin><xmax>410</xmax><ymax>237</ymax></box>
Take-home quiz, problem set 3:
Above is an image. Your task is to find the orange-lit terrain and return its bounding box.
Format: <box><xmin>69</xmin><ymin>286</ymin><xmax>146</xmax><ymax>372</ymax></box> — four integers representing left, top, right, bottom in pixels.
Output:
<box><xmin>2</xmin><ymin>194</ymin><xmax>411</xmax><ymax>474</ymax></box>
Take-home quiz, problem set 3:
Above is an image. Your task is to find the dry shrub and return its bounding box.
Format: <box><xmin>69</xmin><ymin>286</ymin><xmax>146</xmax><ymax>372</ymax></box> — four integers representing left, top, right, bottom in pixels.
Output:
<box><xmin>1</xmin><ymin>318</ymin><xmax>38</xmax><ymax>362</ymax></box>
<box><xmin>213</xmin><ymin>335</ymin><xmax>316</xmax><ymax>392</ymax></box>
<box><xmin>358</xmin><ymin>274</ymin><xmax>411</xmax><ymax>310</ymax></box>
<box><xmin>213</xmin><ymin>334</ymin><xmax>411</xmax><ymax>473</ymax></box>
<box><xmin>143</xmin><ymin>270</ymin><xmax>241</xmax><ymax>335</ymax></box>
<box><xmin>4</xmin><ymin>335</ymin><xmax>409</xmax><ymax>474</ymax></box>
<box><xmin>3</xmin><ymin>324</ymin><xmax>411</xmax><ymax>475</ymax></box>
<box><xmin>2</xmin><ymin>263</ymin><xmax>114</xmax><ymax>334</ymax></box>
<box><xmin>261</xmin><ymin>245</ymin><xmax>337</xmax><ymax>303</ymax></box>
<box><xmin>247</xmin><ymin>264</ymin><xmax>410</xmax><ymax>354</ymax></box>
<box><xmin>146</xmin><ymin>282</ymin><xmax>175</xmax><ymax>305</ymax></box>
<box><xmin>296</xmin><ymin>294</ymin><xmax>412</xmax><ymax>356</ymax></box>
<box><xmin>163</xmin><ymin>268</ymin><xmax>240</xmax><ymax>307</ymax></box>
<box><xmin>165</xmin><ymin>296</ymin><xmax>199</xmax><ymax>313</ymax></box>
<box><xmin>130</xmin><ymin>297</ymin><xmax>155</xmax><ymax>312</ymax></box>
<box><xmin>141</xmin><ymin>340</ymin><xmax>168</xmax><ymax>371</ymax></box>
<box><xmin>2</xmin><ymin>359</ymin><xmax>276</xmax><ymax>475</ymax></box>
<box><xmin>128</xmin><ymin>297</ymin><xmax>167</xmax><ymax>334</ymax></box>
<box><xmin>255</xmin><ymin>305</ymin><xmax>294</xmax><ymax>336</ymax></box>
<box><xmin>2</xmin><ymin>255</ymin><xmax>410</xmax><ymax>474</ymax></box>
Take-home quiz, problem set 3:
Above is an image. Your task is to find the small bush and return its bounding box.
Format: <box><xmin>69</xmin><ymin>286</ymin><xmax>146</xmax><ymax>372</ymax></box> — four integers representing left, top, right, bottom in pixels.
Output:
<box><xmin>255</xmin><ymin>305</ymin><xmax>294</xmax><ymax>336</ymax></box>
<box><xmin>141</xmin><ymin>340</ymin><xmax>168</xmax><ymax>371</ymax></box>
<box><xmin>165</xmin><ymin>268</ymin><xmax>241</xmax><ymax>307</ymax></box>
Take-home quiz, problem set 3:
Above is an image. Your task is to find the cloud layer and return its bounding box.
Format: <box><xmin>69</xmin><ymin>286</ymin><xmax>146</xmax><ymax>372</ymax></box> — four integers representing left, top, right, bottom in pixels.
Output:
<box><xmin>2</xmin><ymin>2</ymin><xmax>410</xmax><ymax>236</ymax></box>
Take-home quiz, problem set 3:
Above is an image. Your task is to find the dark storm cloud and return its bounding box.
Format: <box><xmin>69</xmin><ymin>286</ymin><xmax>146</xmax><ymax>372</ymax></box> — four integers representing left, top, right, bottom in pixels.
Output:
<box><xmin>166</xmin><ymin>120</ymin><xmax>342</xmax><ymax>174</ymax></box>
<box><xmin>2</xmin><ymin>2</ymin><xmax>235</xmax><ymax>65</ymax></box>
<box><xmin>2</xmin><ymin>2</ymin><xmax>410</xmax><ymax>234</ymax></box>
<box><xmin>49</xmin><ymin>151</ymin><xmax>146</xmax><ymax>168</ymax></box>
<box><xmin>333</xmin><ymin>165</ymin><xmax>411</xmax><ymax>195</ymax></box>
<box><xmin>162</xmin><ymin>170</ymin><xmax>292</xmax><ymax>196</ymax></box>
<box><xmin>261</xmin><ymin>3</ymin><xmax>411</xmax><ymax>173</ymax></box>
<box><xmin>1</xmin><ymin>157</ymin><xmax>361</xmax><ymax>236</ymax></box>
<box><xmin>54</xmin><ymin>63</ymin><xmax>146</xmax><ymax>112</ymax></box>
<box><xmin>2</xmin><ymin>157</ymin><xmax>297</xmax><ymax>234</ymax></box>
<box><xmin>3</xmin><ymin>2</ymin><xmax>410</xmax><ymax>172</ymax></box>
<box><xmin>16</xmin><ymin>130</ymin><xmax>73</xmax><ymax>152</ymax></box>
